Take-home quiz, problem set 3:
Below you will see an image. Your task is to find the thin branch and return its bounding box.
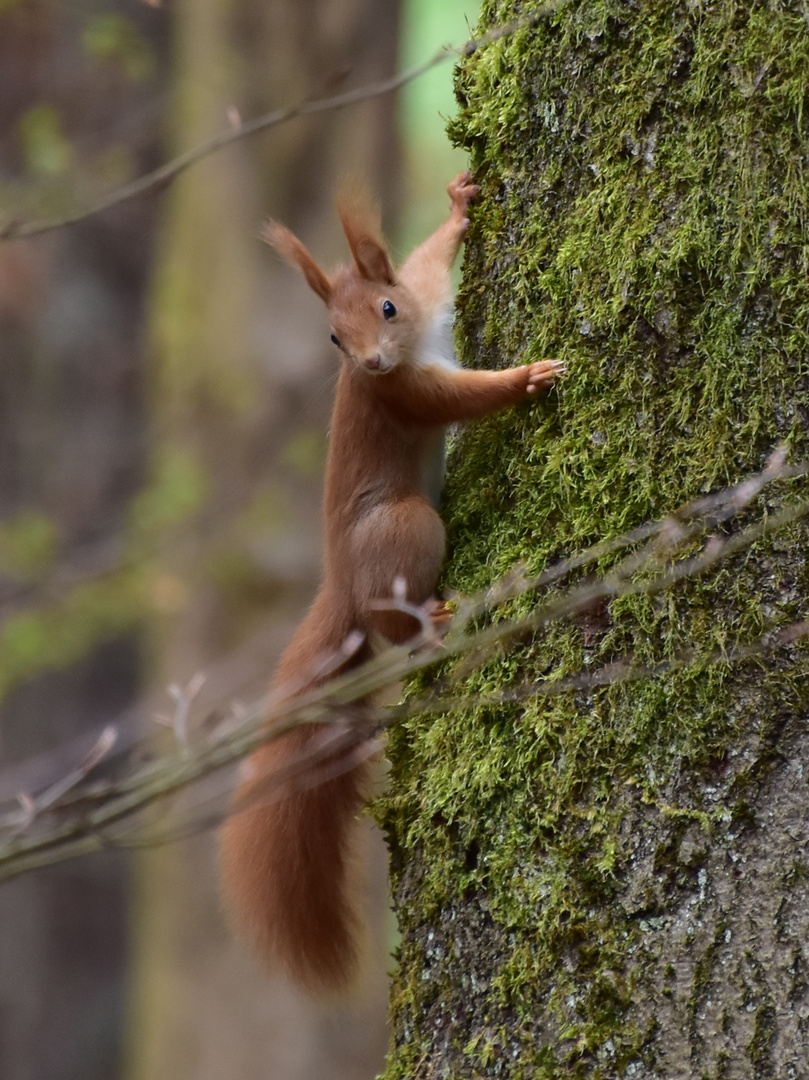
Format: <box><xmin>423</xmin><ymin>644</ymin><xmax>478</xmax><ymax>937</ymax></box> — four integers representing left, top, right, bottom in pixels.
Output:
<box><xmin>0</xmin><ymin>5</ymin><xmax>565</xmax><ymax>243</ymax></box>
<box><xmin>8</xmin><ymin>726</ymin><xmax>118</xmax><ymax>834</ymax></box>
<box><xmin>394</xmin><ymin>619</ymin><xmax>809</xmax><ymax>726</ymax></box>
<box><xmin>0</xmin><ymin>455</ymin><xmax>805</xmax><ymax>880</ymax></box>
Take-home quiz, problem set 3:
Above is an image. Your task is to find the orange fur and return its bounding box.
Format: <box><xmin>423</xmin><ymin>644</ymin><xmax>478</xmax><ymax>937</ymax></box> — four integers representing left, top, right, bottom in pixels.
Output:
<box><xmin>219</xmin><ymin>172</ymin><xmax>562</xmax><ymax>993</ymax></box>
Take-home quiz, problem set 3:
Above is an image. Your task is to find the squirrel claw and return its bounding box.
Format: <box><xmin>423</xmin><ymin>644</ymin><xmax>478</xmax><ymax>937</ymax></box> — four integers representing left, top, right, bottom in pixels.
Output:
<box><xmin>525</xmin><ymin>358</ymin><xmax>565</xmax><ymax>393</ymax></box>
<box><xmin>448</xmin><ymin>171</ymin><xmax>479</xmax><ymax>214</ymax></box>
<box><xmin>425</xmin><ymin>597</ymin><xmax>454</xmax><ymax>642</ymax></box>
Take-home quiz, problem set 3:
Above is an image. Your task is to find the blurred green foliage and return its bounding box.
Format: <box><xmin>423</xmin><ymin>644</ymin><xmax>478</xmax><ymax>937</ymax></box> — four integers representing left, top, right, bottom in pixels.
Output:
<box><xmin>281</xmin><ymin>429</ymin><xmax>327</xmax><ymax>479</ymax></box>
<box><xmin>0</xmin><ymin>511</ymin><xmax>59</xmax><ymax>577</ymax></box>
<box><xmin>399</xmin><ymin>0</ymin><xmax>481</xmax><ymax>250</ymax></box>
<box><xmin>0</xmin><ymin>572</ymin><xmax>145</xmax><ymax>700</ymax></box>
<box><xmin>82</xmin><ymin>13</ymin><xmax>155</xmax><ymax>82</ymax></box>
<box><xmin>18</xmin><ymin>104</ymin><xmax>73</xmax><ymax>177</ymax></box>
<box><xmin>0</xmin><ymin>449</ymin><xmax>211</xmax><ymax>703</ymax></box>
<box><xmin>129</xmin><ymin>449</ymin><xmax>210</xmax><ymax>540</ymax></box>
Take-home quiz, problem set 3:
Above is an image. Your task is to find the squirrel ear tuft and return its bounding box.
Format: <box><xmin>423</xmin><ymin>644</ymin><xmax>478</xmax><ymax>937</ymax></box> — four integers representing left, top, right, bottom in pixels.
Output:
<box><xmin>337</xmin><ymin>186</ymin><xmax>396</xmax><ymax>286</ymax></box>
<box><xmin>262</xmin><ymin>221</ymin><xmax>333</xmax><ymax>304</ymax></box>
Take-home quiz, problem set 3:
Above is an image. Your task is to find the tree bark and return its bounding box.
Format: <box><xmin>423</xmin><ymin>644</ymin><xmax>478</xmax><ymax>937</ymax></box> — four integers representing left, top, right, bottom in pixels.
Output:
<box><xmin>379</xmin><ymin>2</ymin><xmax>809</xmax><ymax>1076</ymax></box>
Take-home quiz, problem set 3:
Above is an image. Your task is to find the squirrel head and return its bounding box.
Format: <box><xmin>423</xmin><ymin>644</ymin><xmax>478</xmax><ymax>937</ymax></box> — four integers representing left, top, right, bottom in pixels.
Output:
<box><xmin>263</xmin><ymin>189</ymin><xmax>422</xmax><ymax>375</ymax></box>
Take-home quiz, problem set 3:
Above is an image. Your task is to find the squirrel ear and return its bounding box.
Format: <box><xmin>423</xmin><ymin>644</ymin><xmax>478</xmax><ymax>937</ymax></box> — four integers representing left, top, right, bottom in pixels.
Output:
<box><xmin>337</xmin><ymin>188</ymin><xmax>396</xmax><ymax>286</ymax></box>
<box><xmin>350</xmin><ymin>236</ymin><xmax>396</xmax><ymax>286</ymax></box>
<box><xmin>262</xmin><ymin>221</ymin><xmax>333</xmax><ymax>304</ymax></box>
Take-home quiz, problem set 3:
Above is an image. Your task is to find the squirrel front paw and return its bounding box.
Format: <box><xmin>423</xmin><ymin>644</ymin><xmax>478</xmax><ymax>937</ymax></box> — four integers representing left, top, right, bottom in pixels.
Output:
<box><xmin>447</xmin><ymin>170</ymin><xmax>480</xmax><ymax>223</ymax></box>
<box><xmin>525</xmin><ymin>359</ymin><xmax>565</xmax><ymax>394</ymax></box>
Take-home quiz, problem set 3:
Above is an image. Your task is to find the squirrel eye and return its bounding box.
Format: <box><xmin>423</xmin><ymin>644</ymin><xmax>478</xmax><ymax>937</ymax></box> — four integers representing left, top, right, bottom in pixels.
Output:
<box><xmin>382</xmin><ymin>300</ymin><xmax>397</xmax><ymax>320</ymax></box>
<box><xmin>330</xmin><ymin>332</ymin><xmax>341</xmax><ymax>348</ymax></box>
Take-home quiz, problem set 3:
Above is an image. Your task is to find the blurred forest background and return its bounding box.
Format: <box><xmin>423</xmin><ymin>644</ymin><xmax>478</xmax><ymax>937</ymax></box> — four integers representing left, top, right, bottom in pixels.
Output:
<box><xmin>0</xmin><ymin>0</ymin><xmax>478</xmax><ymax>1077</ymax></box>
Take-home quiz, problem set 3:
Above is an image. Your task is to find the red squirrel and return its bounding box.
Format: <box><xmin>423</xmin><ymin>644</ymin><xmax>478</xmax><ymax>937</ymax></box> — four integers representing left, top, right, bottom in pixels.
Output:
<box><xmin>219</xmin><ymin>172</ymin><xmax>562</xmax><ymax>993</ymax></box>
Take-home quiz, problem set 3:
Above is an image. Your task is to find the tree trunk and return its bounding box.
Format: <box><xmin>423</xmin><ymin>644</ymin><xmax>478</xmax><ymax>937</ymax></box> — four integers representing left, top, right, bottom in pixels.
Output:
<box><xmin>379</xmin><ymin>2</ymin><xmax>809</xmax><ymax>1076</ymax></box>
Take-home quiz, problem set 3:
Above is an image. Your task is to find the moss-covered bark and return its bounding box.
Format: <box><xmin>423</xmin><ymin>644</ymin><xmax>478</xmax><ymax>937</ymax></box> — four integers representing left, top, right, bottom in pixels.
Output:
<box><xmin>378</xmin><ymin>2</ymin><xmax>809</xmax><ymax>1076</ymax></box>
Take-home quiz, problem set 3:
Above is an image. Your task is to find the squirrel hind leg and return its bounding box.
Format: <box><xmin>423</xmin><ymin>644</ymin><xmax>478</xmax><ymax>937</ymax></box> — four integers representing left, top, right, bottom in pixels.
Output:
<box><xmin>350</xmin><ymin>495</ymin><xmax>446</xmax><ymax>644</ymax></box>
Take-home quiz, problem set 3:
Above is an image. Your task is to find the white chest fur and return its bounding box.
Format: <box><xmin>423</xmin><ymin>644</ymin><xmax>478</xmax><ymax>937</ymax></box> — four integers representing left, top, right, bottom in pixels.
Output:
<box><xmin>415</xmin><ymin>306</ymin><xmax>459</xmax><ymax>509</ymax></box>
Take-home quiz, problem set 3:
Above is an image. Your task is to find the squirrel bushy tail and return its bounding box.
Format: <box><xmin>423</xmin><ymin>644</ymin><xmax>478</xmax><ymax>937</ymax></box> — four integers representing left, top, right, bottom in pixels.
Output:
<box><xmin>219</xmin><ymin>589</ymin><xmax>371</xmax><ymax>993</ymax></box>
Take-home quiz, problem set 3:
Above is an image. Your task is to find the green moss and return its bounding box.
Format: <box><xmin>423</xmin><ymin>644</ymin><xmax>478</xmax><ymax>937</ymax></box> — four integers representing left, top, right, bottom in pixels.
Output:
<box><xmin>378</xmin><ymin>1</ymin><xmax>809</xmax><ymax>1076</ymax></box>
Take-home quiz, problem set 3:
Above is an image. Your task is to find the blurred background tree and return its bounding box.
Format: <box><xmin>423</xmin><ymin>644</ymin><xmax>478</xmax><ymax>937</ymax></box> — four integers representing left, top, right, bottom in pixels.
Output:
<box><xmin>0</xmin><ymin>1</ymin><xmax>478</xmax><ymax>1078</ymax></box>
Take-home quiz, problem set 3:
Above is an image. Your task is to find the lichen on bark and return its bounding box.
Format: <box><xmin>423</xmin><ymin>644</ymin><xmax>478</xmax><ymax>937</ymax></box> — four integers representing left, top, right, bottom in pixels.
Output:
<box><xmin>377</xmin><ymin>2</ymin><xmax>809</xmax><ymax>1076</ymax></box>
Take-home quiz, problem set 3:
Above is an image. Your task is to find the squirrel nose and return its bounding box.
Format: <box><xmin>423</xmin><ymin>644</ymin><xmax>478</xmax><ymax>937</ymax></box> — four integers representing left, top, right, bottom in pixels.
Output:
<box><xmin>363</xmin><ymin>355</ymin><xmax>382</xmax><ymax>371</ymax></box>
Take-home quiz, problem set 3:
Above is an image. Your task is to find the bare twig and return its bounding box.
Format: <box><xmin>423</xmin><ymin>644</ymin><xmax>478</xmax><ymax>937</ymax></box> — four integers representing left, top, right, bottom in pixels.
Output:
<box><xmin>0</xmin><ymin>5</ymin><xmax>565</xmax><ymax>243</ymax></box>
<box><xmin>396</xmin><ymin>618</ymin><xmax>809</xmax><ymax>723</ymax></box>
<box><xmin>158</xmin><ymin>673</ymin><xmax>207</xmax><ymax>748</ymax></box>
<box><xmin>8</xmin><ymin>725</ymin><xmax>117</xmax><ymax>834</ymax></box>
<box><xmin>0</xmin><ymin>453</ymin><xmax>806</xmax><ymax>880</ymax></box>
